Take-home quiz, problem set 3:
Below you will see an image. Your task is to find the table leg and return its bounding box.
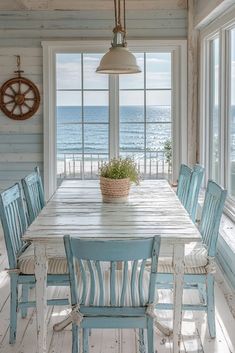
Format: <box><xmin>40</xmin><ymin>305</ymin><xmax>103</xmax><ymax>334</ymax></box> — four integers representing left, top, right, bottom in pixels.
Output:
<box><xmin>34</xmin><ymin>243</ymin><xmax>48</xmax><ymax>353</ymax></box>
<box><xmin>172</xmin><ymin>244</ymin><xmax>184</xmax><ymax>353</ymax></box>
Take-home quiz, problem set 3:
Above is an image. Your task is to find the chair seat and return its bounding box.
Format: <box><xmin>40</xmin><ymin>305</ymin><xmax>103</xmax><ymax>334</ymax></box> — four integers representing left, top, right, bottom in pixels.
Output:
<box><xmin>18</xmin><ymin>244</ymin><xmax>68</xmax><ymax>274</ymax></box>
<box><xmin>158</xmin><ymin>242</ymin><xmax>208</xmax><ymax>274</ymax></box>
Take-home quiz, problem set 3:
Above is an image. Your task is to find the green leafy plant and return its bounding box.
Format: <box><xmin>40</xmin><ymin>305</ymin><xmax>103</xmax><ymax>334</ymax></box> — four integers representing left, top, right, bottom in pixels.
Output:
<box><xmin>163</xmin><ymin>138</ymin><xmax>172</xmax><ymax>167</ymax></box>
<box><xmin>99</xmin><ymin>157</ymin><xmax>140</xmax><ymax>184</ymax></box>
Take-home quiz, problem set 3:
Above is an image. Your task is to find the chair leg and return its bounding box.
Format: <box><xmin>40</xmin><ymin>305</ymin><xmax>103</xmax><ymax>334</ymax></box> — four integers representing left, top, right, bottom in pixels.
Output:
<box><xmin>207</xmin><ymin>274</ymin><xmax>216</xmax><ymax>338</ymax></box>
<box><xmin>147</xmin><ymin>318</ymin><xmax>154</xmax><ymax>353</ymax></box>
<box><xmin>21</xmin><ymin>285</ymin><xmax>29</xmax><ymax>318</ymax></box>
<box><xmin>139</xmin><ymin>329</ymin><xmax>146</xmax><ymax>353</ymax></box>
<box><xmin>9</xmin><ymin>275</ymin><xmax>18</xmax><ymax>344</ymax></box>
<box><xmin>83</xmin><ymin>328</ymin><xmax>89</xmax><ymax>353</ymax></box>
<box><xmin>72</xmin><ymin>323</ymin><xmax>79</xmax><ymax>353</ymax></box>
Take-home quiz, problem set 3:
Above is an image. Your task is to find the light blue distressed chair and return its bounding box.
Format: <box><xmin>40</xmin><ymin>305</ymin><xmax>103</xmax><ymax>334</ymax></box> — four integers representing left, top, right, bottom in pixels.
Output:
<box><xmin>64</xmin><ymin>235</ymin><xmax>161</xmax><ymax>353</ymax></box>
<box><xmin>0</xmin><ymin>183</ymin><xmax>69</xmax><ymax>344</ymax></box>
<box><xmin>21</xmin><ymin>166</ymin><xmax>45</xmax><ymax>225</ymax></box>
<box><xmin>176</xmin><ymin>164</ymin><xmax>193</xmax><ymax>208</ymax></box>
<box><xmin>157</xmin><ymin>180</ymin><xmax>227</xmax><ymax>338</ymax></box>
<box><xmin>185</xmin><ymin>164</ymin><xmax>204</xmax><ymax>223</ymax></box>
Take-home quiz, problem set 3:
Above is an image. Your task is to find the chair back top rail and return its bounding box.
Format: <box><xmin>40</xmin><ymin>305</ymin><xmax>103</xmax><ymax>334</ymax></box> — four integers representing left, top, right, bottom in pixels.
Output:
<box><xmin>22</xmin><ymin>166</ymin><xmax>45</xmax><ymax>225</ymax></box>
<box><xmin>199</xmin><ymin>180</ymin><xmax>227</xmax><ymax>257</ymax></box>
<box><xmin>64</xmin><ymin>235</ymin><xmax>160</xmax><ymax>308</ymax></box>
<box><xmin>0</xmin><ymin>183</ymin><xmax>27</xmax><ymax>268</ymax></box>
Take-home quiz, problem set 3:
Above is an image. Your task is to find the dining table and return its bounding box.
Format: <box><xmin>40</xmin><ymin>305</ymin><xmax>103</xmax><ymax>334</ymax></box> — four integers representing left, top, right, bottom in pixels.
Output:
<box><xmin>23</xmin><ymin>179</ymin><xmax>201</xmax><ymax>353</ymax></box>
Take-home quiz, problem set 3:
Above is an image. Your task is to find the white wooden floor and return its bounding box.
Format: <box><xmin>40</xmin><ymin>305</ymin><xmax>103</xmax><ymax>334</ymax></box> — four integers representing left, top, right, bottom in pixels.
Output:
<box><xmin>0</xmin><ymin>240</ymin><xmax>235</xmax><ymax>353</ymax></box>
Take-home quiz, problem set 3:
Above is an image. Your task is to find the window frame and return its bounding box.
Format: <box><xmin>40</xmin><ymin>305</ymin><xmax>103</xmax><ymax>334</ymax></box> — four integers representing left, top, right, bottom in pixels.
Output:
<box><xmin>42</xmin><ymin>40</ymin><xmax>187</xmax><ymax>200</ymax></box>
<box><xmin>200</xmin><ymin>7</ymin><xmax>235</xmax><ymax>221</ymax></box>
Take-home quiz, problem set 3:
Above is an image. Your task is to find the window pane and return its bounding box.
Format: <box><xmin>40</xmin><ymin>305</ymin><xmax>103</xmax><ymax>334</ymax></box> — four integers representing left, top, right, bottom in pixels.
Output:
<box><xmin>146</xmin><ymin>53</ymin><xmax>171</xmax><ymax>89</ymax></box>
<box><xmin>120</xmin><ymin>91</ymin><xmax>144</xmax><ymax>123</ymax></box>
<box><xmin>57</xmin><ymin>91</ymin><xmax>82</xmax><ymax>123</ymax></box>
<box><xmin>119</xmin><ymin>53</ymin><xmax>144</xmax><ymax>89</ymax></box>
<box><xmin>229</xmin><ymin>29</ymin><xmax>235</xmax><ymax>198</ymax></box>
<box><xmin>84</xmin><ymin>91</ymin><xmax>109</xmax><ymax>123</ymax></box>
<box><xmin>56</xmin><ymin>54</ymin><xmax>81</xmax><ymax>90</ymax></box>
<box><xmin>146</xmin><ymin>91</ymin><xmax>171</xmax><ymax>122</ymax></box>
<box><xmin>120</xmin><ymin>123</ymin><xmax>144</xmax><ymax>152</ymax></box>
<box><xmin>146</xmin><ymin>123</ymin><xmax>171</xmax><ymax>151</ymax></box>
<box><xmin>84</xmin><ymin>124</ymin><xmax>109</xmax><ymax>153</ymax></box>
<box><xmin>83</xmin><ymin>54</ymin><xmax>108</xmax><ymax>89</ymax></box>
<box><xmin>210</xmin><ymin>38</ymin><xmax>220</xmax><ymax>182</ymax></box>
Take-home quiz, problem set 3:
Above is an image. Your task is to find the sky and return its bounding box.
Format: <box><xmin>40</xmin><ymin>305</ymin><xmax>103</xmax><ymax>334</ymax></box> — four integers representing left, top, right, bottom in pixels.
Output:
<box><xmin>56</xmin><ymin>52</ymin><xmax>172</xmax><ymax>107</ymax></box>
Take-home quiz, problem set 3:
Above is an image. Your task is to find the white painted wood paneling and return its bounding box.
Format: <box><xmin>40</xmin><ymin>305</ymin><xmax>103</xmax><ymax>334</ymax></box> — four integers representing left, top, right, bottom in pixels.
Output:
<box><xmin>0</xmin><ymin>46</ymin><xmax>43</xmax><ymax>191</ymax></box>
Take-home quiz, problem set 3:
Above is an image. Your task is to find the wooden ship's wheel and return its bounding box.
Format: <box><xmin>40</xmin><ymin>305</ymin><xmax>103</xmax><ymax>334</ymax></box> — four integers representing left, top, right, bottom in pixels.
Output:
<box><xmin>0</xmin><ymin>56</ymin><xmax>40</xmax><ymax>121</ymax></box>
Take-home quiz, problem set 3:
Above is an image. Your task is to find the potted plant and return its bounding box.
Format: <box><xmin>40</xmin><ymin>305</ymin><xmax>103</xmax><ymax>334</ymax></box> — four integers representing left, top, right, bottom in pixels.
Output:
<box><xmin>99</xmin><ymin>157</ymin><xmax>140</xmax><ymax>202</ymax></box>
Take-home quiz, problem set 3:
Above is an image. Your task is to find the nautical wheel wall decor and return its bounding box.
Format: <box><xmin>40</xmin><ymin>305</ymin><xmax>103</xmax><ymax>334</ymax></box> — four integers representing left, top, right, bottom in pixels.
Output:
<box><xmin>0</xmin><ymin>55</ymin><xmax>40</xmax><ymax>120</ymax></box>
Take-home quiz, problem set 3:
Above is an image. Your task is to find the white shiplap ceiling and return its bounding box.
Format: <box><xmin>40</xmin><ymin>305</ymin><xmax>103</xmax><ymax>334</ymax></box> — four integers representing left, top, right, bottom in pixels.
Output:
<box><xmin>0</xmin><ymin>0</ymin><xmax>187</xmax><ymax>11</ymax></box>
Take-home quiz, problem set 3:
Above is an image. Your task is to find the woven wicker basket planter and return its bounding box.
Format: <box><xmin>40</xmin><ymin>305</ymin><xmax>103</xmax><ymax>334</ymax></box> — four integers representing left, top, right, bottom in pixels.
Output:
<box><xmin>100</xmin><ymin>176</ymin><xmax>131</xmax><ymax>203</ymax></box>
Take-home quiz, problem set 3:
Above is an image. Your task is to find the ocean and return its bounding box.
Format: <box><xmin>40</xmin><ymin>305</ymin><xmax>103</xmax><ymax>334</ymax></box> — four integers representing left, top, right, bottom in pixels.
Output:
<box><xmin>57</xmin><ymin>105</ymin><xmax>171</xmax><ymax>158</ymax></box>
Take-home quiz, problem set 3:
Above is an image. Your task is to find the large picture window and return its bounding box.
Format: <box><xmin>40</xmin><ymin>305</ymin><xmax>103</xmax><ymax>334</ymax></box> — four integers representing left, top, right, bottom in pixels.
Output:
<box><xmin>56</xmin><ymin>51</ymin><xmax>174</xmax><ymax>182</ymax></box>
<box><xmin>42</xmin><ymin>40</ymin><xmax>187</xmax><ymax>199</ymax></box>
<box><xmin>201</xmin><ymin>13</ymin><xmax>235</xmax><ymax>215</ymax></box>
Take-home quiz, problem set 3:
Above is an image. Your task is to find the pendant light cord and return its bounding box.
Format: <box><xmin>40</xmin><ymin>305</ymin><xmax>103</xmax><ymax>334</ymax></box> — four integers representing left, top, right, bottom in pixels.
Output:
<box><xmin>113</xmin><ymin>0</ymin><xmax>126</xmax><ymax>31</ymax></box>
<box><xmin>114</xmin><ymin>0</ymin><xmax>118</xmax><ymax>27</ymax></box>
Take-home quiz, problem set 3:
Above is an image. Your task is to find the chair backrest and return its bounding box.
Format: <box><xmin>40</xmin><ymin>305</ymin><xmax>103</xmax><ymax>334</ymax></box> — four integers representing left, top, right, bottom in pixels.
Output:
<box><xmin>185</xmin><ymin>164</ymin><xmax>204</xmax><ymax>222</ymax></box>
<box><xmin>176</xmin><ymin>164</ymin><xmax>192</xmax><ymax>207</ymax></box>
<box><xmin>22</xmin><ymin>166</ymin><xmax>45</xmax><ymax>225</ymax></box>
<box><xmin>199</xmin><ymin>180</ymin><xmax>227</xmax><ymax>257</ymax></box>
<box><xmin>0</xmin><ymin>183</ymin><xmax>27</xmax><ymax>268</ymax></box>
<box><xmin>64</xmin><ymin>236</ymin><xmax>160</xmax><ymax>308</ymax></box>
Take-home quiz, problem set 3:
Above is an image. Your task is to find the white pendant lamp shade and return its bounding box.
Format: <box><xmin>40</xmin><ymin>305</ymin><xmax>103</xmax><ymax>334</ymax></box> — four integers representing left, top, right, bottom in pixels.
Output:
<box><xmin>96</xmin><ymin>47</ymin><xmax>141</xmax><ymax>74</ymax></box>
<box><xmin>96</xmin><ymin>0</ymin><xmax>141</xmax><ymax>75</ymax></box>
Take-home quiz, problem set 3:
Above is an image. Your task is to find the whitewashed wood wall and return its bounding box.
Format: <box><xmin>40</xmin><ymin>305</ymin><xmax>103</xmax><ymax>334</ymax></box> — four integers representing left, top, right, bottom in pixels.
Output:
<box><xmin>0</xmin><ymin>9</ymin><xmax>187</xmax><ymax>191</ymax></box>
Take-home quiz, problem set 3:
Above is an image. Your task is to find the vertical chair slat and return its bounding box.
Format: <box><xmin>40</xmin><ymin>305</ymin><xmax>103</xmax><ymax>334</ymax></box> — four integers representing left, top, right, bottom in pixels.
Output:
<box><xmin>131</xmin><ymin>260</ymin><xmax>138</xmax><ymax>306</ymax></box>
<box><xmin>139</xmin><ymin>259</ymin><xmax>146</xmax><ymax>306</ymax></box>
<box><xmin>120</xmin><ymin>261</ymin><xmax>128</xmax><ymax>306</ymax></box>
<box><xmin>95</xmin><ymin>261</ymin><xmax>104</xmax><ymax>306</ymax></box>
<box><xmin>12</xmin><ymin>201</ymin><xmax>22</xmax><ymax>251</ymax></box>
<box><xmin>9</xmin><ymin>203</ymin><xmax>20</xmax><ymax>255</ymax></box>
<box><xmin>78</xmin><ymin>259</ymin><xmax>87</xmax><ymax>305</ymax></box>
<box><xmin>110</xmin><ymin>261</ymin><xmax>116</xmax><ymax>306</ymax></box>
<box><xmin>87</xmin><ymin>260</ymin><xmax>95</xmax><ymax>305</ymax></box>
<box><xmin>6</xmin><ymin>206</ymin><xmax>17</xmax><ymax>257</ymax></box>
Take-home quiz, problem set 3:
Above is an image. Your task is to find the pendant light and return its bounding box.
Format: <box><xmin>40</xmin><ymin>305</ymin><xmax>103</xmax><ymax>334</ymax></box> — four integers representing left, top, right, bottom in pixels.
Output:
<box><xmin>96</xmin><ymin>0</ymin><xmax>141</xmax><ymax>74</ymax></box>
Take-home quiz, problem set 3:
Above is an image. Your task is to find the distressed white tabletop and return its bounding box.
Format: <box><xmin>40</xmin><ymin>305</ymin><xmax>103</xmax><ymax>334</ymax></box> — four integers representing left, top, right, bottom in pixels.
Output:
<box><xmin>23</xmin><ymin>179</ymin><xmax>201</xmax><ymax>244</ymax></box>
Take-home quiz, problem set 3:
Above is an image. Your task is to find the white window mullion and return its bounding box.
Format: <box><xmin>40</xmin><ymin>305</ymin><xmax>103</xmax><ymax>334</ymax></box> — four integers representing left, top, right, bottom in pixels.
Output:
<box><xmin>220</xmin><ymin>28</ymin><xmax>227</xmax><ymax>187</ymax></box>
<box><xmin>109</xmin><ymin>74</ymin><xmax>119</xmax><ymax>159</ymax></box>
<box><xmin>225</xmin><ymin>28</ymin><xmax>232</xmax><ymax>191</ymax></box>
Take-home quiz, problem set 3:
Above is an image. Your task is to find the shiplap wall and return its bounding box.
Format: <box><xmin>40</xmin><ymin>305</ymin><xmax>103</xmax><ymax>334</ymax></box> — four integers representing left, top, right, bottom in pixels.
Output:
<box><xmin>0</xmin><ymin>9</ymin><xmax>187</xmax><ymax>191</ymax></box>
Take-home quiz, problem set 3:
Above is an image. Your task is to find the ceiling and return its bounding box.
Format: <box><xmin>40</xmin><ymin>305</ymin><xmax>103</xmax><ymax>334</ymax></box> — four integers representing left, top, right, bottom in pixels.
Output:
<box><xmin>0</xmin><ymin>0</ymin><xmax>187</xmax><ymax>11</ymax></box>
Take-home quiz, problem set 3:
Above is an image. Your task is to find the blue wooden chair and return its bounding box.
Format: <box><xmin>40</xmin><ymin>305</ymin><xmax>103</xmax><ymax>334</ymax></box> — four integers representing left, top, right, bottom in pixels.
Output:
<box><xmin>21</xmin><ymin>166</ymin><xmax>45</xmax><ymax>225</ymax></box>
<box><xmin>185</xmin><ymin>164</ymin><xmax>204</xmax><ymax>223</ymax></box>
<box><xmin>157</xmin><ymin>180</ymin><xmax>227</xmax><ymax>338</ymax></box>
<box><xmin>0</xmin><ymin>183</ymin><xmax>69</xmax><ymax>344</ymax></box>
<box><xmin>176</xmin><ymin>164</ymin><xmax>192</xmax><ymax>208</ymax></box>
<box><xmin>64</xmin><ymin>235</ymin><xmax>161</xmax><ymax>353</ymax></box>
